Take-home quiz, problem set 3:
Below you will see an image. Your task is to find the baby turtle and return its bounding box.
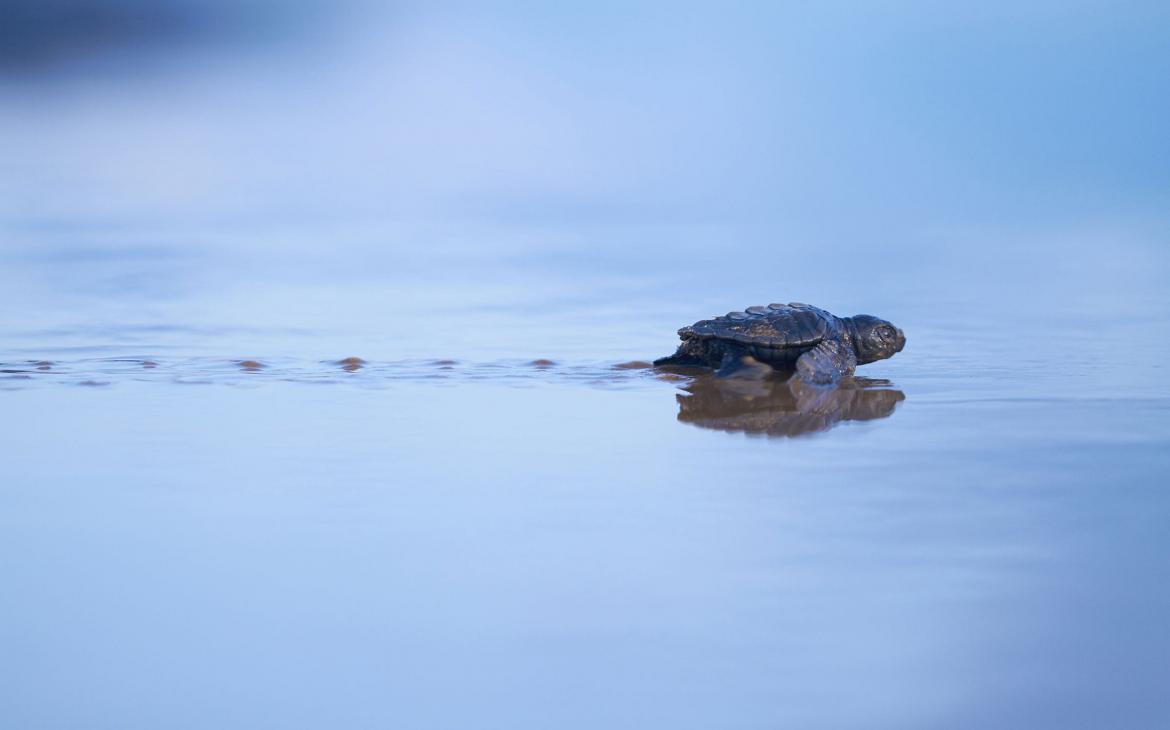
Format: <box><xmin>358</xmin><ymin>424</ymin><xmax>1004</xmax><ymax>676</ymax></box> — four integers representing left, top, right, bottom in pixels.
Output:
<box><xmin>654</xmin><ymin>302</ymin><xmax>905</xmax><ymax>385</ymax></box>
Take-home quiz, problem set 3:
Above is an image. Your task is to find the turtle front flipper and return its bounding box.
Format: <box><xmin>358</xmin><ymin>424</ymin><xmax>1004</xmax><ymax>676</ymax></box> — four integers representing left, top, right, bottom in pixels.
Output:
<box><xmin>795</xmin><ymin>339</ymin><xmax>857</xmax><ymax>385</ymax></box>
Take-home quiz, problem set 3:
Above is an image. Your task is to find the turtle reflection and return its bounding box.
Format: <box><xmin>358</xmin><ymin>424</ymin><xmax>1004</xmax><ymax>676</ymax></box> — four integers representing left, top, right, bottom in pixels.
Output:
<box><xmin>674</xmin><ymin>373</ymin><xmax>904</xmax><ymax>438</ymax></box>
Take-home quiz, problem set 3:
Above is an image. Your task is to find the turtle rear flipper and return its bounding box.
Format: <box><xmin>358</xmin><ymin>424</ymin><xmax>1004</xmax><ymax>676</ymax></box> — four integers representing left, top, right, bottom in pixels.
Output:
<box><xmin>653</xmin><ymin>348</ymin><xmax>702</xmax><ymax>367</ymax></box>
<box><xmin>795</xmin><ymin>340</ymin><xmax>857</xmax><ymax>385</ymax></box>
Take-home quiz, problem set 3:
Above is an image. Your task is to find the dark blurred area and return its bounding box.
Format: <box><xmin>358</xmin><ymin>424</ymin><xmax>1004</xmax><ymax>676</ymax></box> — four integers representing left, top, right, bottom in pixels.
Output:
<box><xmin>0</xmin><ymin>0</ymin><xmax>330</xmax><ymax>72</ymax></box>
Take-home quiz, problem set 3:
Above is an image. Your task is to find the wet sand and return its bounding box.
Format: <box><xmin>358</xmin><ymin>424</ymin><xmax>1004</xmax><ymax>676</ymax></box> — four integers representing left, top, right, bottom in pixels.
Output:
<box><xmin>3</xmin><ymin>360</ymin><xmax>1168</xmax><ymax>730</ymax></box>
<box><xmin>3</xmin><ymin>222</ymin><xmax>1169</xmax><ymax>729</ymax></box>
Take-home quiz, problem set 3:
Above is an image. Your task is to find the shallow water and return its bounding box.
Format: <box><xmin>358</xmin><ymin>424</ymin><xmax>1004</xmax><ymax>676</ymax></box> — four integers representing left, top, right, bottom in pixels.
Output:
<box><xmin>4</xmin><ymin>2</ymin><xmax>1170</xmax><ymax>728</ymax></box>
<box><xmin>3</xmin><ymin>223</ymin><xmax>1170</xmax><ymax>730</ymax></box>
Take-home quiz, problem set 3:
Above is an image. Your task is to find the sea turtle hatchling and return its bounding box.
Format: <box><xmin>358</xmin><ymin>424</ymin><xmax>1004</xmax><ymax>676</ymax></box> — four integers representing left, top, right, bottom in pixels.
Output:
<box><xmin>654</xmin><ymin>302</ymin><xmax>905</xmax><ymax>385</ymax></box>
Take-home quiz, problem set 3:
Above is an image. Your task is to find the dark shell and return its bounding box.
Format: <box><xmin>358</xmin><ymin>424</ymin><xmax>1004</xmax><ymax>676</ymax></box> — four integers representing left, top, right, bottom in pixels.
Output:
<box><xmin>679</xmin><ymin>302</ymin><xmax>833</xmax><ymax>349</ymax></box>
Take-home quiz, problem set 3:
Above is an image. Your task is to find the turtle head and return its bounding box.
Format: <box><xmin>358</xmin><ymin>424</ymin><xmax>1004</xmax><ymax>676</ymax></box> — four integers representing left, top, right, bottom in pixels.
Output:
<box><xmin>847</xmin><ymin>315</ymin><xmax>905</xmax><ymax>364</ymax></box>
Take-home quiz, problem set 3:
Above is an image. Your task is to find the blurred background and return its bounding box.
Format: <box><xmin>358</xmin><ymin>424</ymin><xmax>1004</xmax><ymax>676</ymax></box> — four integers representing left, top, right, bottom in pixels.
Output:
<box><xmin>4</xmin><ymin>0</ymin><xmax>1168</xmax><ymax>225</ymax></box>
<box><xmin>2</xmin><ymin>0</ymin><xmax>1168</xmax><ymax>360</ymax></box>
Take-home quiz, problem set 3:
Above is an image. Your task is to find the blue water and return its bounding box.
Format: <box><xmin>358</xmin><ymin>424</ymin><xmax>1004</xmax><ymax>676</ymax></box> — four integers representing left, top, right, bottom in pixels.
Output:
<box><xmin>3</xmin><ymin>2</ymin><xmax>1170</xmax><ymax>728</ymax></box>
